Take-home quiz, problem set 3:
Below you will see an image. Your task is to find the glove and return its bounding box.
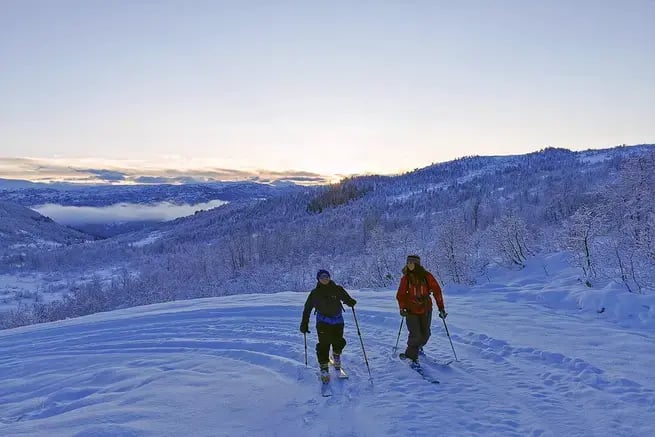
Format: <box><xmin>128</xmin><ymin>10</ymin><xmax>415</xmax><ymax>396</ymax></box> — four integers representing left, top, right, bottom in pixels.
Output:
<box><xmin>300</xmin><ymin>322</ymin><xmax>310</xmax><ymax>334</ymax></box>
<box><xmin>347</xmin><ymin>299</ymin><xmax>357</xmax><ymax>308</ymax></box>
<box><xmin>399</xmin><ymin>308</ymin><xmax>408</xmax><ymax>317</ymax></box>
<box><xmin>438</xmin><ymin>309</ymin><xmax>448</xmax><ymax>319</ymax></box>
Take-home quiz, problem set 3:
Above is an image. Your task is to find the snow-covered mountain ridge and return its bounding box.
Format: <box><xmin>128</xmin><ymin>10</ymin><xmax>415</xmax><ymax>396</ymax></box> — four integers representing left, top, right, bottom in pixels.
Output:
<box><xmin>1</xmin><ymin>144</ymin><xmax>653</xmax><ymax>330</ymax></box>
<box><xmin>0</xmin><ymin>201</ymin><xmax>91</xmax><ymax>255</ymax></box>
<box><xmin>0</xmin><ymin>180</ymin><xmax>299</xmax><ymax>207</ymax></box>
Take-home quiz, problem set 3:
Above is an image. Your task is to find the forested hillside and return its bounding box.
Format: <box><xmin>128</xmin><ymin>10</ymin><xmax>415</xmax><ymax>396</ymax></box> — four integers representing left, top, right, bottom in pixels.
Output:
<box><xmin>2</xmin><ymin>145</ymin><xmax>653</xmax><ymax>329</ymax></box>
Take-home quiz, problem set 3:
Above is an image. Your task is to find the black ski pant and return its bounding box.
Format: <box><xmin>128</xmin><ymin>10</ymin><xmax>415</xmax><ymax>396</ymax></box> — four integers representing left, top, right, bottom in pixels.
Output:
<box><xmin>404</xmin><ymin>311</ymin><xmax>432</xmax><ymax>360</ymax></box>
<box><xmin>316</xmin><ymin>322</ymin><xmax>346</xmax><ymax>367</ymax></box>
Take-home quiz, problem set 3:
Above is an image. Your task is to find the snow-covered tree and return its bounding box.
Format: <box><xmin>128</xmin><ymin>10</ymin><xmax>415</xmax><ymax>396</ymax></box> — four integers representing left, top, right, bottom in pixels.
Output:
<box><xmin>487</xmin><ymin>213</ymin><xmax>534</xmax><ymax>268</ymax></box>
<box><xmin>433</xmin><ymin>217</ymin><xmax>478</xmax><ymax>284</ymax></box>
<box><xmin>602</xmin><ymin>152</ymin><xmax>655</xmax><ymax>292</ymax></box>
<box><xmin>559</xmin><ymin>206</ymin><xmax>607</xmax><ymax>287</ymax></box>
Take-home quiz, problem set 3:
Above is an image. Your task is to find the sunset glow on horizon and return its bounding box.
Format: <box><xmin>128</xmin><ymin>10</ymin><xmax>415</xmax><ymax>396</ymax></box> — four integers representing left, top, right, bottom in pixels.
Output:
<box><xmin>1</xmin><ymin>1</ymin><xmax>653</xmax><ymax>183</ymax></box>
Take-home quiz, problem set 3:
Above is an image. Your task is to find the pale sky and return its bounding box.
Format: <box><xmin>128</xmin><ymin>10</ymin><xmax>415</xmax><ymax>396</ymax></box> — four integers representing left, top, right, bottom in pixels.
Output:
<box><xmin>1</xmin><ymin>0</ymin><xmax>654</xmax><ymax>182</ymax></box>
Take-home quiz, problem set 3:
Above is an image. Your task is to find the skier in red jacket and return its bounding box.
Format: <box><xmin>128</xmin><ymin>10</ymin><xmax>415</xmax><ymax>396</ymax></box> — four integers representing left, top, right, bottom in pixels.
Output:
<box><xmin>396</xmin><ymin>254</ymin><xmax>447</xmax><ymax>363</ymax></box>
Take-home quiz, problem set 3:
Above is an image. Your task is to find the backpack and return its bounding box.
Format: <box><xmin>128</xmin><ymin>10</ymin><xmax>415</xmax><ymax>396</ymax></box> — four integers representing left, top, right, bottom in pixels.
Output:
<box><xmin>404</xmin><ymin>274</ymin><xmax>430</xmax><ymax>314</ymax></box>
<box><xmin>314</xmin><ymin>289</ymin><xmax>343</xmax><ymax>317</ymax></box>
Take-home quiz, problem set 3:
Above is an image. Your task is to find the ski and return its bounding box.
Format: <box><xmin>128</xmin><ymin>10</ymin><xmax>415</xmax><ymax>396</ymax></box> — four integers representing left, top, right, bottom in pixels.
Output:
<box><xmin>399</xmin><ymin>354</ymin><xmax>440</xmax><ymax>384</ymax></box>
<box><xmin>410</xmin><ymin>363</ymin><xmax>440</xmax><ymax>384</ymax></box>
<box><xmin>329</xmin><ymin>358</ymin><xmax>349</xmax><ymax>379</ymax></box>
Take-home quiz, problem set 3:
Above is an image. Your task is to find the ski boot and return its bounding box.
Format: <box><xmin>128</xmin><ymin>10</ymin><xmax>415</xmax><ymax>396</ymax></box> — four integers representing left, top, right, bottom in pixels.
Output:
<box><xmin>399</xmin><ymin>353</ymin><xmax>420</xmax><ymax>369</ymax></box>
<box><xmin>320</xmin><ymin>365</ymin><xmax>330</xmax><ymax>384</ymax></box>
<box><xmin>331</xmin><ymin>353</ymin><xmax>341</xmax><ymax>370</ymax></box>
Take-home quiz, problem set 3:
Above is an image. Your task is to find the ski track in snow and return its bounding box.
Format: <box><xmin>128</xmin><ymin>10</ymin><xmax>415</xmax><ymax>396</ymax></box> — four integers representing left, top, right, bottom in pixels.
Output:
<box><xmin>1</xmin><ymin>292</ymin><xmax>654</xmax><ymax>437</ymax></box>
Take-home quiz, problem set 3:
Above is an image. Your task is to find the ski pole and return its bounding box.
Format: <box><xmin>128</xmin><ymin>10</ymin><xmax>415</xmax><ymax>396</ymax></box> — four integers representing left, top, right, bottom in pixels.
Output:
<box><xmin>351</xmin><ymin>307</ymin><xmax>372</xmax><ymax>381</ymax></box>
<box><xmin>441</xmin><ymin>317</ymin><xmax>458</xmax><ymax>362</ymax></box>
<box><xmin>303</xmin><ymin>332</ymin><xmax>308</xmax><ymax>367</ymax></box>
<box><xmin>393</xmin><ymin>317</ymin><xmax>404</xmax><ymax>354</ymax></box>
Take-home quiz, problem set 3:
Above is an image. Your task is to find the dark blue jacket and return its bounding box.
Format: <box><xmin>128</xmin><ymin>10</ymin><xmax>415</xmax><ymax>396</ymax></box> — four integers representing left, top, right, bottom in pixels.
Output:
<box><xmin>301</xmin><ymin>281</ymin><xmax>356</xmax><ymax>326</ymax></box>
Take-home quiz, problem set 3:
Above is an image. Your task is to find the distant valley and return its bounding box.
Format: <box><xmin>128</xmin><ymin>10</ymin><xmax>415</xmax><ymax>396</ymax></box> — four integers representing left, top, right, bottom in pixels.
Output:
<box><xmin>1</xmin><ymin>144</ymin><xmax>653</xmax><ymax>330</ymax></box>
<box><xmin>0</xmin><ymin>180</ymin><xmax>300</xmax><ymax>237</ymax></box>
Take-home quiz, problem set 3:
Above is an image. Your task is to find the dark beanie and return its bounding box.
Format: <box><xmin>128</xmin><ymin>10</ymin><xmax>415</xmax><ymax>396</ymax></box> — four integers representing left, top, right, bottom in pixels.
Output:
<box><xmin>406</xmin><ymin>255</ymin><xmax>421</xmax><ymax>265</ymax></box>
<box><xmin>316</xmin><ymin>269</ymin><xmax>331</xmax><ymax>280</ymax></box>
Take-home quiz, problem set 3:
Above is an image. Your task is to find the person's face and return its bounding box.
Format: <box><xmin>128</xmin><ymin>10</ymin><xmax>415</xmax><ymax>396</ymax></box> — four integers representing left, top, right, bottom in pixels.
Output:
<box><xmin>319</xmin><ymin>274</ymin><xmax>330</xmax><ymax>284</ymax></box>
<box><xmin>407</xmin><ymin>262</ymin><xmax>416</xmax><ymax>271</ymax></box>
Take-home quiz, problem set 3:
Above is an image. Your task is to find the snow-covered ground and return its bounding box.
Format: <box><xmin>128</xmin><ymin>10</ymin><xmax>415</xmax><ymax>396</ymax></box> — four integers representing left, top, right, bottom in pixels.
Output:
<box><xmin>0</xmin><ymin>273</ymin><xmax>54</xmax><ymax>312</ymax></box>
<box><xmin>130</xmin><ymin>231</ymin><xmax>164</xmax><ymax>248</ymax></box>
<box><xmin>0</xmin><ymin>268</ymin><xmax>127</xmax><ymax>312</ymax></box>
<box><xmin>1</xmin><ymin>257</ymin><xmax>654</xmax><ymax>437</ymax></box>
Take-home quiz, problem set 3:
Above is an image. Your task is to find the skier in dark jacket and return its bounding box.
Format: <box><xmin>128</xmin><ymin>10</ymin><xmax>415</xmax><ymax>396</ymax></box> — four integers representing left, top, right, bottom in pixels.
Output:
<box><xmin>396</xmin><ymin>254</ymin><xmax>446</xmax><ymax>365</ymax></box>
<box><xmin>300</xmin><ymin>269</ymin><xmax>356</xmax><ymax>383</ymax></box>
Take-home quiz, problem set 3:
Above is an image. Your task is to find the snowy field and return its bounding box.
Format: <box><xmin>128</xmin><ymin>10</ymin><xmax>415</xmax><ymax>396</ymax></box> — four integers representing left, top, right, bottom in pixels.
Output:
<box><xmin>1</xmin><ymin>257</ymin><xmax>654</xmax><ymax>437</ymax></box>
<box><xmin>0</xmin><ymin>273</ymin><xmax>58</xmax><ymax>312</ymax></box>
<box><xmin>0</xmin><ymin>268</ymin><xmax>131</xmax><ymax>313</ymax></box>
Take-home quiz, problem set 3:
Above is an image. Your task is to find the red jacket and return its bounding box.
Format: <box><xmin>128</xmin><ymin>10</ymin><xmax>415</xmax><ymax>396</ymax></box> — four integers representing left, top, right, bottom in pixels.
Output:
<box><xmin>396</xmin><ymin>270</ymin><xmax>444</xmax><ymax>315</ymax></box>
